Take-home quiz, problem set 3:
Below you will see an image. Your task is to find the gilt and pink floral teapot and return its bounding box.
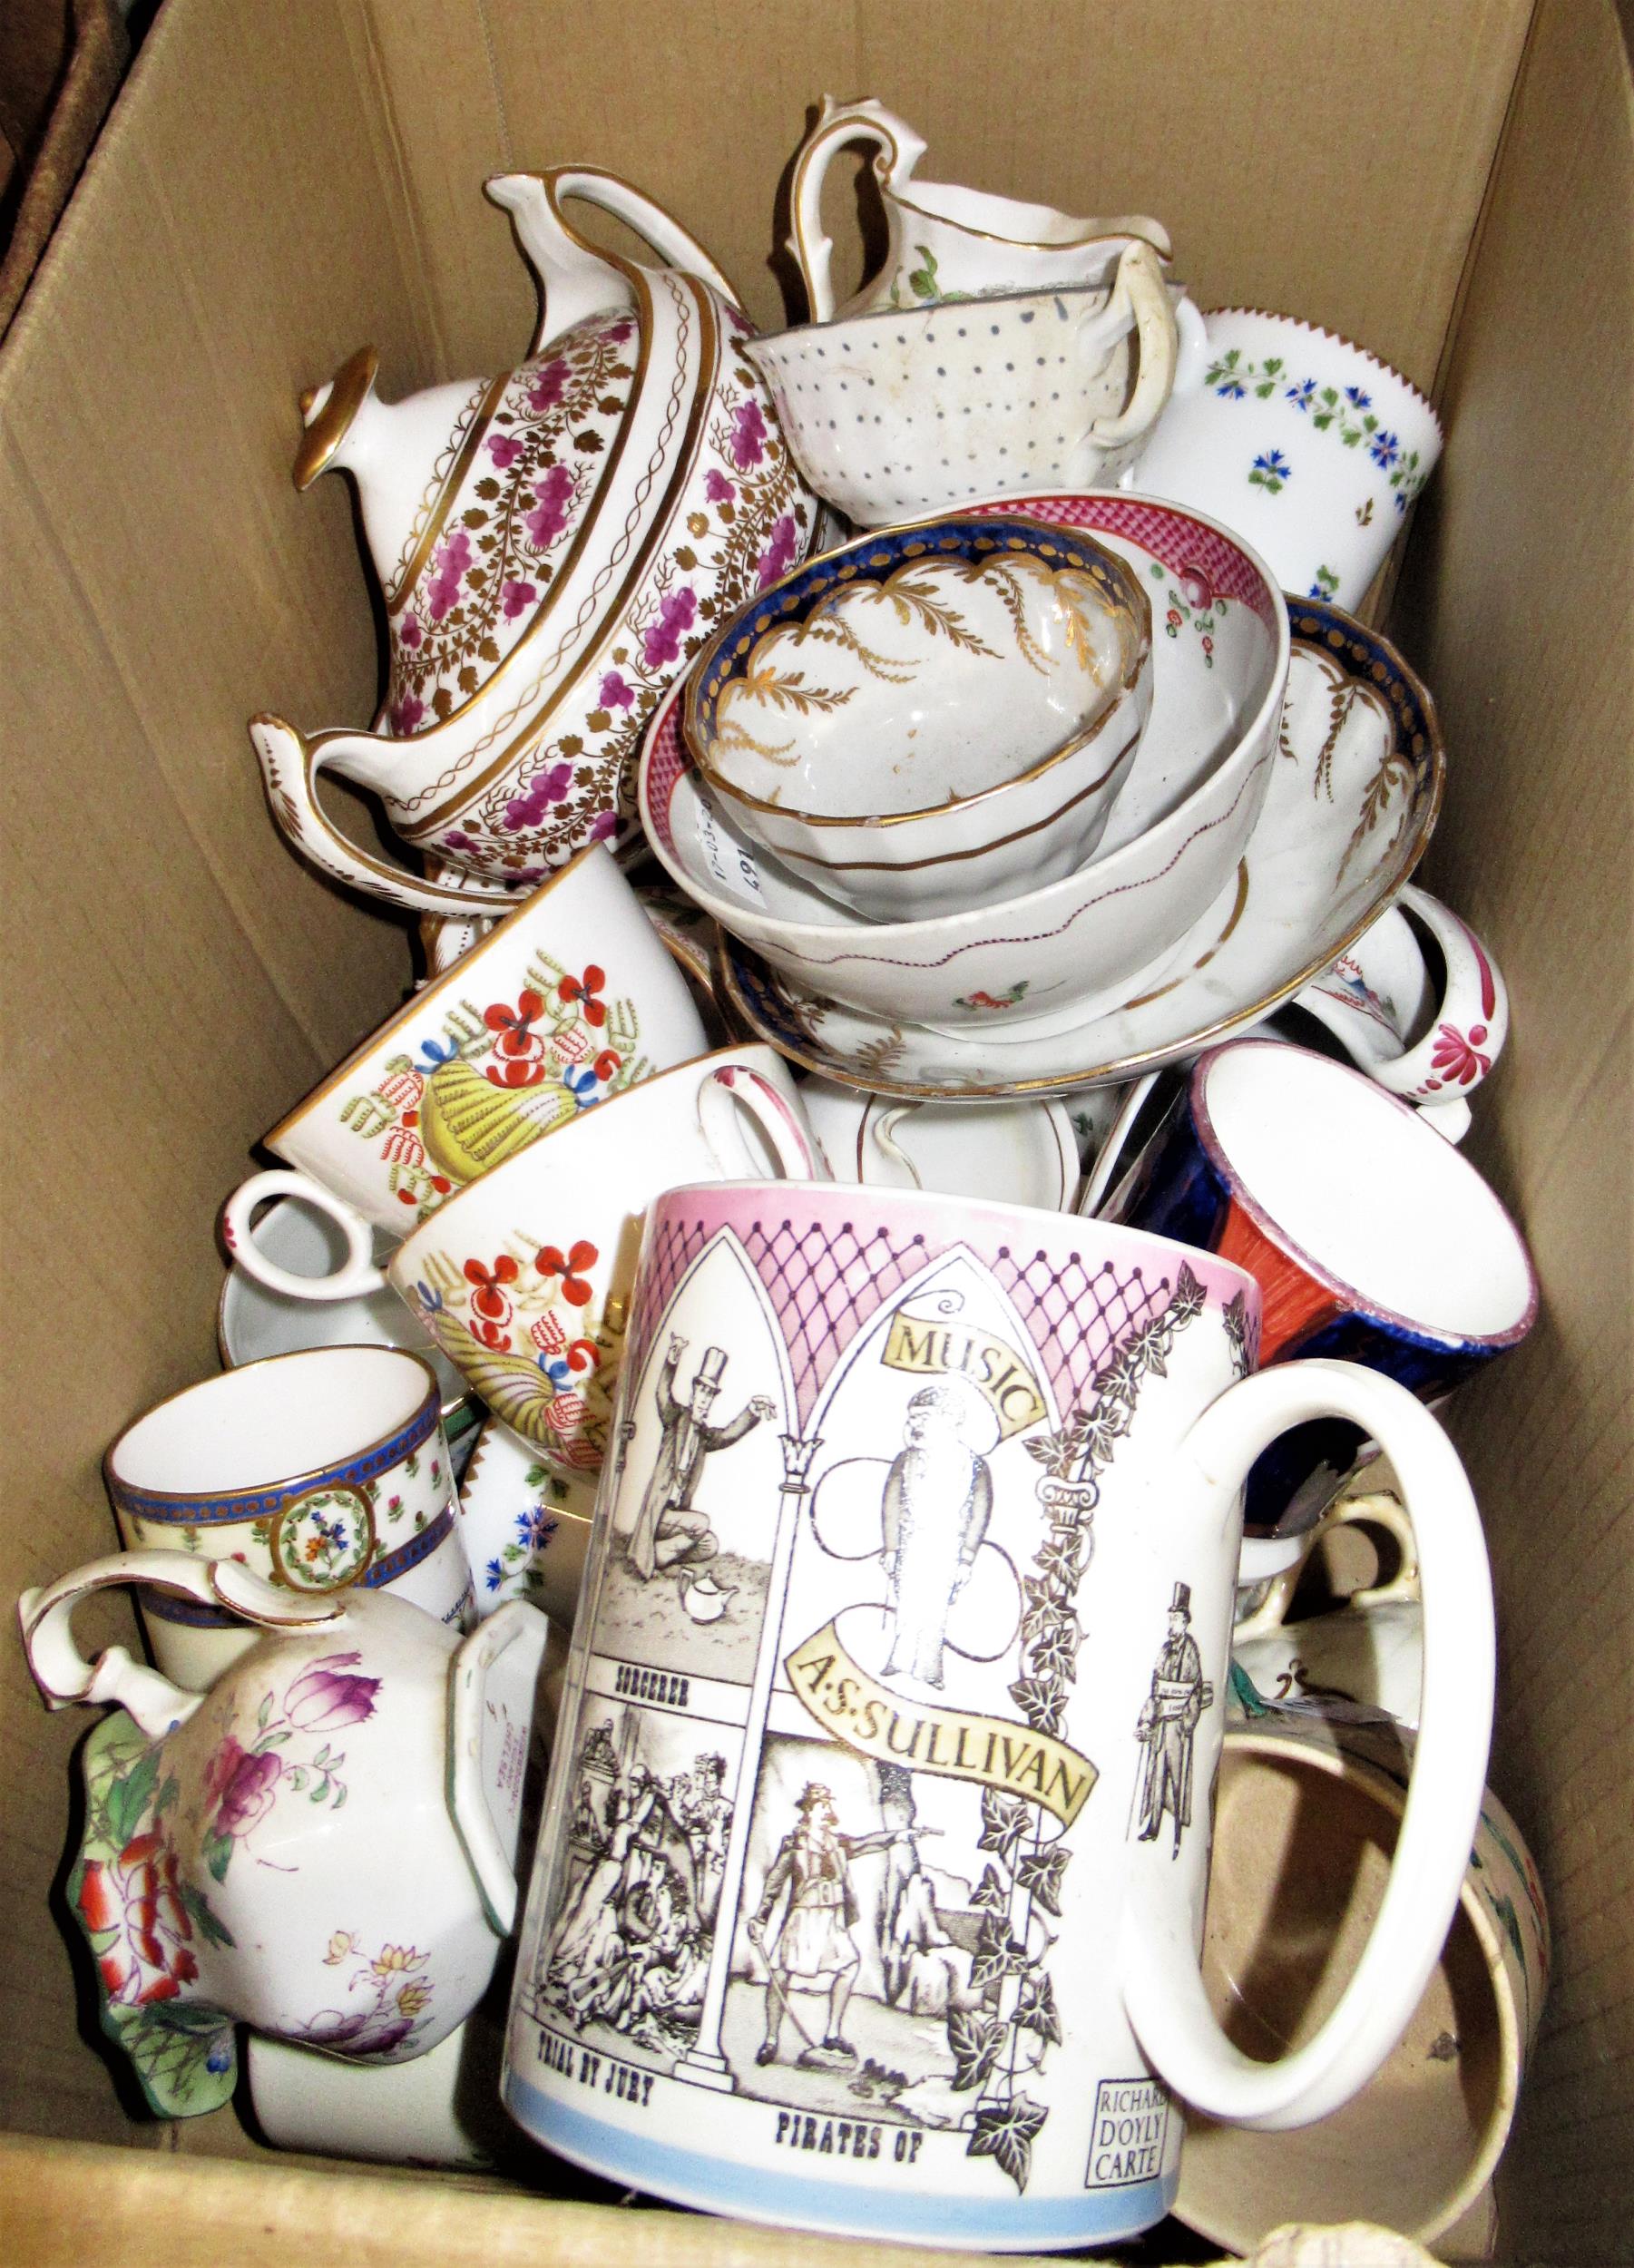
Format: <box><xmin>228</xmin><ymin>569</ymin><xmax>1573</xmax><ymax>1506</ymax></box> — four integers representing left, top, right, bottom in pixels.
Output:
<box><xmin>19</xmin><ymin>1549</ymin><xmax>551</xmax><ymax>2116</ymax></box>
<box><xmin>252</xmin><ymin>166</ymin><xmax>815</xmax><ymax>918</ymax></box>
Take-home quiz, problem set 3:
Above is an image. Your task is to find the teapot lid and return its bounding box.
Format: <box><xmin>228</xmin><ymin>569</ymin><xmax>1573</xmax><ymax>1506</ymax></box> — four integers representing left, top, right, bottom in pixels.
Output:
<box><xmin>294</xmin><ymin>345</ymin><xmax>380</xmax><ymax>492</ymax></box>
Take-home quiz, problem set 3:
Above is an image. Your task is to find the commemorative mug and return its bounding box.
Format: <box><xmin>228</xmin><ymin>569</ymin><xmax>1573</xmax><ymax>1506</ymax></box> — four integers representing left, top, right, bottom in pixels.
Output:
<box><xmin>1110</xmin><ymin>1039</ymin><xmax>1537</xmax><ymax>1536</ymax></box>
<box><xmin>105</xmin><ymin>1346</ymin><xmax>470</xmax><ymax>1689</ymax></box>
<box><xmin>501</xmin><ymin>1178</ymin><xmax>1493</xmax><ymax>2250</ymax></box>
<box><xmin>388</xmin><ymin>1046</ymin><xmax>821</xmax><ymax>1480</ymax></box>
<box><xmin>221</xmin><ymin>844</ymin><xmax>708</xmax><ymax>1303</ymax></box>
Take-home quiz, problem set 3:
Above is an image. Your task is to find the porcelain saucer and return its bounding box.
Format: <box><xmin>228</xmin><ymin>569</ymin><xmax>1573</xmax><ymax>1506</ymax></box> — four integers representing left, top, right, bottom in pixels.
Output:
<box><xmin>219</xmin><ymin>1196</ymin><xmax>479</xmax><ymax>1439</ymax></box>
<box><xmin>717</xmin><ymin>605</ymin><xmax>1443</xmax><ymax>1099</ymax></box>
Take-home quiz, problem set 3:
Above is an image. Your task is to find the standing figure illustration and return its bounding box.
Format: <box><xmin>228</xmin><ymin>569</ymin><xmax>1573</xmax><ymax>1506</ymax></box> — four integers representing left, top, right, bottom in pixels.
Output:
<box><xmin>628</xmin><ymin>1337</ymin><xmax>776</xmax><ymax>1581</ymax></box>
<box><xmin>880</xmin><ymin>1383</ymin><xmax>993</xmax><ymax>1686</ymax></box>
<box><xmin>747</xmin><ymin>1783</ymin><xmax>908</xmax><ymax>2068</ymax></box>
<box><xmin>548</xmin><ymin>1759</ymin><xmax>668</xmax><ymax>1989</ymax></box>
<box><xmin>674</xmin><ymin>1752</ymin><xmax>733</xmax><ymax>1930</ymax></box>
<box><xmin>1133</xmin><ymin>1583</ymin><xmax>1215</xmax><ymax>1857</ymax></box>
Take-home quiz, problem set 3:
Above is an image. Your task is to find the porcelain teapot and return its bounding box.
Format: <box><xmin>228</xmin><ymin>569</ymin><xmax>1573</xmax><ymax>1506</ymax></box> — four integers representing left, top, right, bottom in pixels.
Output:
<box><xmin>789</xmin><ymin>96</ymin><xmax>1187</xmax><ymax>324</ymax></box>
<box><xmin>20</xmin><ymin>1549</ymin><xmax>551</xmax><ymax>2116</ymax></box>
<box><xmin>253</xmin><ymin>167</ymin><xmax>816</xmax><ymax>918</ymax></box>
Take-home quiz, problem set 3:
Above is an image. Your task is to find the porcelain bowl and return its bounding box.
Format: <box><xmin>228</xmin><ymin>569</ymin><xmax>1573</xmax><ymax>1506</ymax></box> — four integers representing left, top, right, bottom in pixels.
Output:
<box><xmin>684</xmin><ymin>514</ymin><xmax>1152</xmax><ymax>921</ymax></box>
<box><xmin>641</xmin><ymin>494</ymin><xmax>1287</xmax><ymax>1032</ymax></box>
<box><xmin>744</xmin><ymin>249</ymin><xmax>1179</xmax><ymax>526</ymax></box>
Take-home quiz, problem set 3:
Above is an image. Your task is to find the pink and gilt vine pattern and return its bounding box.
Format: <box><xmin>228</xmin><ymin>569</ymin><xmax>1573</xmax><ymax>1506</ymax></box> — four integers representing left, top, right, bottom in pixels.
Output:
<box><xmin>339</xmin><ymin>948</ymin><xmax>651</xmax><ymax>1223</ymax></box>
<box><xmin>385</xmin><ymin>314</ymin><xmax>637</xmax><ymax>734</ymax></box>
<box><xmin>437</xmin><ymin>319</ymin><xmax>813</xmax><ymax>880</ymax></box>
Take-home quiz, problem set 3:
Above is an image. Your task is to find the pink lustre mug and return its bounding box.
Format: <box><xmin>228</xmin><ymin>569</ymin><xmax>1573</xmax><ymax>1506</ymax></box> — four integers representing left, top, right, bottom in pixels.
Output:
<box><xmin>387</xmin><ymin>1047</ymin><xmax>821</xmax><ymax>1479</ymax></box>
<box><xmin>105</xmin><ymin>1346</ymin><xmax>469</xmax><ymax>1690</ymax></box>
<box><xmin>502</xmin><ymin>1178</ymin><xmax>1494</xmax><ymax>2251</ymax></box>
<box><xmin>221</xmin><ymin>843</ymin><xmax>707</xmax><ymax>1303</ymax></box>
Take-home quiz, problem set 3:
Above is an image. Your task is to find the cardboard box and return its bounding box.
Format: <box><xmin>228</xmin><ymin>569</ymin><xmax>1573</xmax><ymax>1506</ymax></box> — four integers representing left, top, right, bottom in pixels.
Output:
<box><xmin>1</xmin><ymin>0</ymin><xmax>1629</xmax><ymax>2257</ymax></box>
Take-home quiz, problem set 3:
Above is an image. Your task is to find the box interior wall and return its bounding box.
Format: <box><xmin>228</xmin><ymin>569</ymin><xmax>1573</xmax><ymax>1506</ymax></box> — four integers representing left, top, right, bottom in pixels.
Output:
<box><xmin>2</xmin><ymin>0</ymin><xmax>1629</xmax><ymax>2256</ymax></box>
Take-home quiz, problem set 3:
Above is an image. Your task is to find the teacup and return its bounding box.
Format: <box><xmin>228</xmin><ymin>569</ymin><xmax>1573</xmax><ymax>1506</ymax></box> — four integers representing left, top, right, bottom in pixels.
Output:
<box><xmin>221</xmin><ymin>844</ymin><xmax>708</xmax><ymax>1303</ymax></box>
<box><xmin>1133</xmin><ymin>308</ymin><xmax>1443</xmax><ymax>607</ymax></box>
<box><xmin>686</xmin><ymin>515</ymin><xmax>1152</xmax><ymax>920</ymax></box>
<box><xmin>746</xmin><ymin>245</ymin><xmax>1180</xmax><ymax>527</ymax></box>
<box><xmin>105</xmin><ymin>1346</ymin><xmax>470</xmax><ymax>1689</ymax></box>
<box><xmin>1109</xmin><ymin>1038</ymin><xmax>1538</xmax><ymax>1534</ymax></box>
<box><xmin>788</xmin><ymin>96</ymin><xmax>1177</xmax><ymax>321</ymax></box>
<box><xmin>1233</xmin><ymin>1481</ymin><xmax>1420</xmax><ymax>1642</ymax></box>
<box><xmin>18</xmin><ymin>1553</ymin><xmax>551</xmax><ymax>2116</ymax></box>
<box><xmin>798</xmin><ymin>1076</ymin><xmax>1081</xmax><ymax>1208</ymax></box>
<box><xmin>1175</xmin><ymin>1714</ymin><xmax>1549</xmax><ymax>2252</ymax></box>
<box><xmin>387</xmin><ymin>1045</ymin><xmax>822</xmax><ymax>1476</ymax></box>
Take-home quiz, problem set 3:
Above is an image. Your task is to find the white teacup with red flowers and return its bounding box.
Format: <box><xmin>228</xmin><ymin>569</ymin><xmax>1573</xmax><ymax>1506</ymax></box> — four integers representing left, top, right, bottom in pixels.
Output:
<box><xmin>18</xmin><ymin>1549</ymin><xmax>550</xmax><ymax>2123</ymax></box>
<box><xmin>221</xmin><ymin>844</ymin><xmax>708</xmax><ymax>1303</ymax></box>
<box><xmin>388</xmin><ymin>1046</ymin><xmax>822</xmax><ymax>1478</ymax></box>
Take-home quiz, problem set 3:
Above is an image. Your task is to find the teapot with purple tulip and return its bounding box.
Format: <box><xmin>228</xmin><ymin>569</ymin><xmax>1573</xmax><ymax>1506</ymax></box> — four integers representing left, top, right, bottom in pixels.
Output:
<box><xmin>19</xmin><ymin>1550</ymin><xmax>551</xmax><ymax>2116</ymax></box>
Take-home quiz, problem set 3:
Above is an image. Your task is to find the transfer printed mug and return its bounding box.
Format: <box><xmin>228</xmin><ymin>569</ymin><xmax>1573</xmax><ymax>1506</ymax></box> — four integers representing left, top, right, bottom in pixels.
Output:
<box><xmin>501</xmin><ymin>1178</ymin><xmax>1493</xmax><ymax>2250</ymax></box>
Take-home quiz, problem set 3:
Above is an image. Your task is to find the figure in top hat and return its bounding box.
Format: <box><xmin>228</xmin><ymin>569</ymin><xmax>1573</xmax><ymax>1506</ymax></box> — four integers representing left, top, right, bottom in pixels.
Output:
<box><xmin>628</xmin><ymin>1335</ymin><xmax>776</xmax><ymax>1582</ymax></box>
<box><xmin>1133</xmin><ymin>1583</ymin><xmax>1214</xmax><ymax>1857</ymax></box>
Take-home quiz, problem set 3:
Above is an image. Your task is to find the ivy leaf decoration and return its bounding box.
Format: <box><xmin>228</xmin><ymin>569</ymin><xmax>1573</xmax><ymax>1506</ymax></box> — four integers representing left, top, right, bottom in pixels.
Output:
<box><xmin>969</xmin><ymin>1910</ymin><xmax>1029</xmax><ymax>1993</ymax></box>
<box><xmin>1013</xmin><ymin>1969</ymin><xmax>1063</xmax><ymax>2048</ymax></box>
<box><xmin>972</xmin><ymin>1863</ymin><xmax>1011</xmax><ymax>1916</ymax></box>
<box><xmin>1035</xmin><ymin>1524</ymin><xmax>1089</xmax><ymax>1593</ymax></box>
<box><xmin>1015</xmin><ymin>1844</ymin><xmax>1071</xmax><ymax>1918</ymax></box>
<box><xmin>968</xmin><ymin>2093</ymin><xmax>1048</xmax><ymax>2193</ymax></box>
<box><xmin>1022</xmin><ymin>1609</ymin><xmax>1081</xmax><ymax>1679</ymax></box>
<box><xmin>1008</xmin><ymin>1672</ymin><xmax>1067</xmax><ymax>1737</ymax></box>
<box><xmin>945</xmin><ymin>2006</ymin><xmax>1006</xmax><ymax>2093</ymax></box>
<box><xmin>977</xmin><ymin>1787</ymin><xmax>1030</xmax><ymax>1869</ymax></box>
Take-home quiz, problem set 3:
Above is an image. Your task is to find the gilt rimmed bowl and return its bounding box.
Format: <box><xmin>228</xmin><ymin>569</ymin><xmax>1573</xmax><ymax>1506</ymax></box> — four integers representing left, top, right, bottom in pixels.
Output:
<box><xmin>643</xmin><ymin>494</ymin><xmax>1287</xmax><ymax>1031</ymax></box>
<box><xmin>683</xmin><ymin>514</ymin><xmax>1152</xmax><ymax>921</ymax></box>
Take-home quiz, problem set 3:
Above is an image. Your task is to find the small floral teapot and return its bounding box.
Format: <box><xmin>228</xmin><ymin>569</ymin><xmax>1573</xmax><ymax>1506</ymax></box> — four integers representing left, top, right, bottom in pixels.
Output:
<box><xmin>20</xmin><ymin>1549</ymin><xmax>551</xmax><ymax>2116</ymax></box>
<box><xmin>253</xmin><ymin>166</ymin><xmax>815</xmax><ymax>919</ymax></box>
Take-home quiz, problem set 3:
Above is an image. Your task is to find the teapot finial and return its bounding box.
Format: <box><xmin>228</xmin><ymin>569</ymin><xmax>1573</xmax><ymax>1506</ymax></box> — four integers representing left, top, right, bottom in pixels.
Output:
<box><xmin>292</xmin><ymin>345</ymin><xmax>380</xmax><ymax>493</ymax></box>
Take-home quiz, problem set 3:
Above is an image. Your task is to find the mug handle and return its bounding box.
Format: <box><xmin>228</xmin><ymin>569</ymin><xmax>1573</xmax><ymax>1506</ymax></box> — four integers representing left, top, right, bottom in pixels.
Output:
<box><xmin>1122</xmin><ymin>1359</ymin><xmax>1492</xmax><ymax>2128</ymax></box>
<box><xmin>696</xmin><ymin>1063</ymin><xmax>820</xmax><ymax>1180</ymax></box>
<box><xmin>221</xmin><ymin>1169</ymin><xmax>387</xmax><ymax>1303</ymax></box>
<box><xmin>1232</xmin><ymin>1486</ymin><xmax>1422</xmax><ymax>1643</ymax></box>
<box><xmin>787</xmin><ymin>97</ymin><xmax>927</xmax><ymax>323</ymax></box>
<box><xmin>447</xmin><ymin>1599</ymin><xmax>552</xmax><ymax>1935</ymax></box>
<box><xmin>249</xmin><ymin>715</ymin><xmax>530</xmax><ymax>917</ymax></box>
<box><xmin>19</xmin><ymin>1549</ymin><xmax>346</xmax><ymax>1737</ymax></box>
<box><xmin>1089</xmin><ymin>240</ymin><xmax>1179</xmax><ymax>447</ymax></box>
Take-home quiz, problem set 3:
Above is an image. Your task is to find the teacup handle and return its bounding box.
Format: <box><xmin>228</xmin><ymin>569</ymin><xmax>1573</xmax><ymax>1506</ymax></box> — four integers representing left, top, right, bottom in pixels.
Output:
<box><xmin>1089</xmin><ymin>240</ymin><xmax>1179</xmax><ymax>447</ymax></box>
<box><xmin>1122</xmin><ymin>1359</ymin><xmax>1492</xmax><ymax>2128</ymax></box>
<box><xmin>221</xmin><ymin>1169</ymin><xmax>387</xmax><ymax>1303</ymax></box>
<box><xmin>19</xmin><ymin>1549</ymin><xmax>346</xmax><ymax>1737</ymax></box>
<box><xmin>697</xmin><ymin>1063</ymin><xmax>821</xmax><ymax>1181</ymax></box>
<box><xmin>788</xmin><ymin>96</ymin><xmax>928</xmax><ymax>324</ymax></box>
<box><xmin>249</xmin><ymin>715</ymin><xmax>529</xmax><ymax>917</ymax></box>
<box><xmin>1297</xmin><ymin>888</ymin><xmax>1507</xmax><ymax>1141</ymax></box>
<box><xmin>1232</xmin><ymin>1487</ymin><xmax>1422</xmax><ymax>1643</ymax></box>
<box><xmin>1076</xmin><ymin>1072</ymin><xmax>1159</xmax><ymax>1218</ymax></box>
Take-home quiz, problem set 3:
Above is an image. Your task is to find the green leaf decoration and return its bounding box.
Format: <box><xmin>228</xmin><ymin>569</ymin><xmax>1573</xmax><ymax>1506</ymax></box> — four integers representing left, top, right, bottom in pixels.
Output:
<box><xmin>204</xmin><ymin>1832</ymin><xmax>233</xmax><ymax>1885</ymax></box>
<box><xmin>105</xmin><ymin>1750</ymin><xmax>158</xmax><ymax>1853</ymax></box>
<box><xmin>105</xmin><ymin>2000</ymin><xmax>237</xmax><ymax>2120</ymax></box>
<box><xmin>180</xmin><ymin>1881</ymin><xmax>236</xmax><ymax>1950</ymax></box>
